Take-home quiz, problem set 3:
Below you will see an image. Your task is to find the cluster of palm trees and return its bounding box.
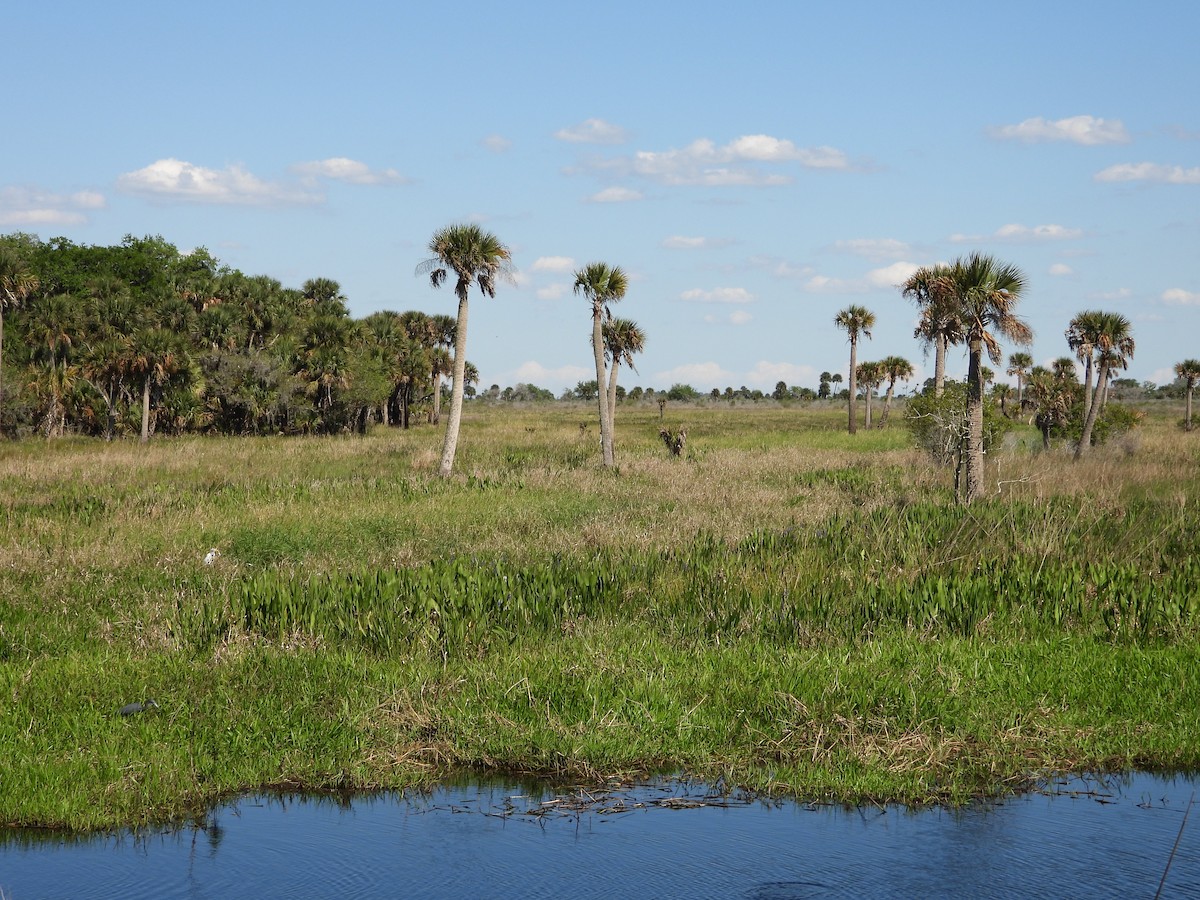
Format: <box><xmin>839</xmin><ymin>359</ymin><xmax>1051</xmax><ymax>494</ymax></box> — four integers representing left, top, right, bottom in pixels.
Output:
<box><xmin>831</xmin><ymin>252</ymin><xmax>1165</xmax><ymax>501</ymax></box>
<box><xmin>0</xmin><ymin>233</ymin><xmax>465</xmax><ymax>441</ymax></box>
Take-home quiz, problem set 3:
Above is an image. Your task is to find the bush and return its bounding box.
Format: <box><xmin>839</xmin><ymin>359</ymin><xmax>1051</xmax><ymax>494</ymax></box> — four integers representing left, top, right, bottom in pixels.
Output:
<box><xmin>905</xmin><ymin>380</ymin><xmax>1012</xmax><ymax>466</ymax></box>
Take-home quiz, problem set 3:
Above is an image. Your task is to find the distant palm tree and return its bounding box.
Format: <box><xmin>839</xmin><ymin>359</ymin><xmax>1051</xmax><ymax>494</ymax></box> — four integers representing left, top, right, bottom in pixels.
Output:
<box><xmin>1051</xmin><ymin>357</ymin><xmax>1077</xmax><ymax>382</ymax></box>
<box><xmin>574</xmin><ymin>263</ymin><xmax>628</xmax><ymax>466</ymax></box>
<box><xmin>1075</xmin><ymin>312</ymin><xmax>1134</xmax><ymax>459</ymax></box>
<box><xmin>941</xmin><ymin>253</ymin><xmax>1032</xmax><ymax>501</ymax></box>
<box><xmin>834</xmin><ymin>304</ymin><xmax>875</xmax><ymax>434</ymax></box>
<box><xmin>1006</xmin><ymin>351</ymin><xmax>1034</xmax><ymax>412</ymax></box>
<box><xmin>1176</xmin><ymin>360</ymin><xmax>1200</xmax><ymax>431</ymax></box>
<box><xmin>0</xmin><ymin>246</ymin><xmax>40</xmax><ymax>431</ymax></box>
<box><xmin>903</xmin><ymin>265</ymin><xmax>963</xmax><ymax>398</ymax></box>
<box><xmin>1066</xmin><ymin>311</ymin><xmax>1106</xmax><ymax>413</ymax></box>
<box><xmin>855</xmin><ymin>361</ymin><xmax>885</xmax><ymax>429</ymax></box>
<box><xmin>417</xmin><ymin>224</ymin><xmax>514</xmax><ymax>477</ymax></box>
<box><xmin>877</xmin><ymin>355</ymin><xmax>914</xmax><ymax>426</ymax></box>
<box><xmin>603</xmin><ymin>316</ymin><xmax>646</xmax><ymax>433</ymax></box>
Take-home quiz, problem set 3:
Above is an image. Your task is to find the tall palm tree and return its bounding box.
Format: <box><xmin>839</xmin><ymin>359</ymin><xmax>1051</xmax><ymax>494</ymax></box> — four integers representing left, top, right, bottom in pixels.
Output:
<box><xmin>1006</xmin><ymin>351</ymin><xmax>1033</xmax><ymax>413</ymax></box>
<box><xmin>903</xmin><ymin>264</ymin><xmax>963</xmax><ymax>398</ymax></box>
<box><xmin>573</xmin><ymin>262</ymin><xmax>628</xmax><ymax>467</ymax></box>
<box><xmin>1075</xmin><ymin>312</ymin><xmax>1134</xmax><ymax>459</ymax></box>
<box><xmin>0</xmin><ymin>246</ymin><xmax>40</xmax><ymax>431</ymax></box>
<box><xmin>856</xmin><ymin>360</ymin><xmax>885</xmax><ymax>429</ymax></box>
<box><xmin>941</xmin><ymin>253</ymin><xmax>1032</xmax><ymax>501</ymax></box>
<box><xmin>834</xmin><ymin>304</ymin><xmax>875</xmax><ymax>434</ymax></box>
<box><xmin>1065</xmin><ymin>310</ymin><xmax>1106</xmax><ymax>414</ymax></box>
<box><xmin>417</xmin><ymin>224</ymin><xmax>514</xmax><ymax>477</ymax></box>
<box><xmin>878</xmin><ymin>355</ymin><xmax>914</xmax><ymax>425</ymax></box>
<box><xmin>1176</xmin><ymin>359</ymin><xmax>1200</xmax><ymax>432</ymax></box>
<box><xmin>603</xmin><ymin>316</ymin><xmax>646</xmax><ymax>432</ymax></box>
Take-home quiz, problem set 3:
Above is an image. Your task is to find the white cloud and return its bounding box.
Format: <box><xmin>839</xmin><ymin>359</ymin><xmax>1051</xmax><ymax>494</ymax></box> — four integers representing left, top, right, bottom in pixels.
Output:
<box><xmin>117</xmin><ymin>158</ymin><xmax>322</xmax><ymax>206</ymax></box>
<box><xmin>749</xmin><ymin>255</ymin><xmax>815</xmax><ymax>279</ymax></box>
<box><xmin>865</xmin><ymin>261</ymin><xmax>919</xmax><ymax>288</ymax></box>
<box><xmin>587</xmin><ymin>187</ymin><xmax>643</xmax><ymax>203</ymax></box>
<box><xmin>950</xmin><ymin>223</ymin><xmax>1083</xmax><ymax>243</ymax></box>
<box><xmin>554</xmin><ymin>118</ymin><xmax>629</xmax><ymax>145</ymax></box>
<box><xmin>680</xmin><ymin>287</ymin><xmax>754</xmax><ymax>304</ymax></box>
<box><xmin>745</xmin><ymin>361</ymin><xmax>818</xmax><ymax>388</ymax></box>
<box><xmin>653</xmin><ymin>362</ymin><xmax>735</xmax><ymax>388</ymax></box>
<box><xmin>662</xmin><ymin>235</ymin><xmax>733</xmax><ymax>250</ymax></box>
<box><xmin>1162</xmin><ymin>288</ymin><xmax>1200</xmax><ymax>305</ymax></box>
<box><xmin>588</xmin><ymin>134</ymin><xmax>851</xmax><ymax>187</ymax></box>
<box><xmin>531</xmin><ymin>256</ymin><xmax>576</xmax><ymax>272</ymax></box>
<box><xmin>1049</xmin><ymin>263</ymin><xmax>1074</xmax><ymax>276</ymax></box>
<box><xmin>290</xmin><ymin>157</ymin><xmax>407</xmax><ymax>185</ymax></box>
<box><xmin>1088</xmin><ymin>288</ymin><xmax>1132</xmax><ymax>301</ymax></box>
<box><xmin>1094</xmin><ymin>162</ymin><xmax>1200</xmax><ymax>184</ymax></box>
<box><xmin>512</xmin><ymin>361</ymin><xmax>591</xmax><ymax>385</ymax></box>
<box><xmin>832</xmin><ymin>238</ymin><xmax>911</xmax><ymax>260</ymax></box>
<box><xmin>1150</xmin><ymin>367</ymin><xmax>1179</xmax><ymax>385</ymax></box>
<box><xmin>535</xmin><ymin>283</ymin><xmax>569</xmax><ymax>300</ymax></box>
<box><xmin>482</xmin><ymin>134</ymin><xmax>512</xmax><ymax>153</ymax></box>
<box><xmin>729</xmin><ymin>309</ymin><xmax>753</xmax><ymax>326</ymax></box>
<box><xmin>0</xmin><ymin>186</ymin><xmax>106</xmax><ymax>226</ymax></box>
<box><xmin>989</xmin><ymin>115</ymin><xmax>1130</xmax><ymax>145</ymax></box>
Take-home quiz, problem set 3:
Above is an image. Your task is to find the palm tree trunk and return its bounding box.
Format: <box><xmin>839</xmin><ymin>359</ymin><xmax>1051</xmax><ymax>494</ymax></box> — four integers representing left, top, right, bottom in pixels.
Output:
<box><xmin>438</xmin><ymin>293</ymin><xmax>470</xmax><ymax>477</ymax></box>
<box><xmin>881</xmin><ymin>382</ymin><xmax>896</xmax><ymax>426</ymax></box>
<box><xmin>864</xmin><ymin>385</ymin><xmax>873</xmax><ymax>429</ymax></box>
<box><xmin>1187</xmin><ymin>386</ymin><xmax>1194</xmax><ymax>432</ymax></box>
<box><xmin>0</xmin><ymin>306</ymin><xmax>5</xmax><ymax>434</ymax></box>
<box><xmin>431</xmin><ymin>373</ymin><xmax>443</xmax><ymax>424</ymax></box>
<box><xmin>847</xmin><ymin>337</ymin><xmax>858</xmax><ymax>435</ymax></box>
<box><xmin>964</xmin><ymin>340</ymin><xmax>985</xmax><ymax>502</ymax></box>
<box><xmin>606</xmin><ymin>359</ymin><xmax>621</xmax><ymax>438</ymax></box>
<box><xmin>1016</xmin><ymin>374</ymin><xmax>1024</xmax><ymax>411</ymax></box>
<box><xmin>934</xmin><ymin>334</ymin><xmax>947</xmax><ymax>398</ymax></box>
<box><xmin>1075</xmin><ymin>362</ymin><xmax>1108</xmax><ymax>460</ymax></box>
<box><xmin>592</xmin><ymin>302</ymin><xmax>613</xmax><ymax>466</ymax></box>
<box><xmin>1083</xmin><ymin>356</ymin><xmax>1094</xmax><ymax>413</ymax></box>
<box><xmin>140</xmin><ymin>375</ymin><xmax>152</xmax><ymax>444</ymax></box>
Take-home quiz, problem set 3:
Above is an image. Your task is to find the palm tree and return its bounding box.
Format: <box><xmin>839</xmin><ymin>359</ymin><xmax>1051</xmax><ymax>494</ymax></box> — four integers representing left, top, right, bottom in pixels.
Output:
<box><xmin>0</xmin><ymin>246</ymin><xmax>40</xmax><ymax>431</ymax></box>
<box><xmin>878</xmin><ymin>355</ymin><xmax>914</xmax><ymax>425</ymax></box>
<box><xmin>1075</xmin><ymin>313</ymin><xmax>1134</xmax><ymax>459</ymax></box>
<box><xmin>417</xmin><ymin>224</ymin><xmax>514</xmax><ymax>477</ymax></box>
<box><xmin>903</xmin><ymin>264</ymin><xmax>963</xmax><ymax>398</ymax></box>
<box><xmin>1176</xmin><ymin>360</ymin><xmax>1200</xmax><ymax>431</ymax></box>
<box><xmin>1006</xmin><ymin>351</ymin><xmax>1033</xmax><ymax>413</ymax></box>
<box><xmin>603</xmin><ymin>316</ymin><xmax>646</xmax><ymax>433</ymax></box>
<box><xmin>574</xmin><ymin>262</ymin><xmax>628</xmax><ymax>466</ymax></box>
<box><xmin>1066</xmin><ymin>311</ymin><xmax>1106</xmax><ymax>413</ymax></box>
<box><xmin>941</xmin><ymin>253</ymin><xmax>1032</xmax><ymax>501</ymax></box>
<box><xmin>1026</xmin><ymin>370</ymin><xmax>1078</xmax><ymax>450</ymax></box>
<box><xmin>834</xmin><ymin>304</ymin><xmax>875</xmax><ymax>434</ymax></box>
<box><xmin>855</xmin><ymin>361</ymin><xmax>884</xmax><ymax>429</ymax></box>
<box><xmin>1051</xmin><ymin>357</ymin><xmax>1077</xmax><ymax>382</ymax></box>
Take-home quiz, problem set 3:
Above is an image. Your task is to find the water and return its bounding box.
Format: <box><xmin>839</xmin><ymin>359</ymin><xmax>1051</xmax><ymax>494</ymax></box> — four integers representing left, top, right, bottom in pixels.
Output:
<box><xmin>2</xmin><ymin>773</ymin><xmax>1197</xmax><ymax>899</ymax></box>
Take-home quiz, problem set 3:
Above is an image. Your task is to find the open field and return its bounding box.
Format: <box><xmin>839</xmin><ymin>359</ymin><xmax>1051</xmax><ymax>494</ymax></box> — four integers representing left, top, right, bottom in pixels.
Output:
<box><xmin>2</xmin><ymin>401</ymin><xmax>1199</xmax><ymax>830</ymax></box>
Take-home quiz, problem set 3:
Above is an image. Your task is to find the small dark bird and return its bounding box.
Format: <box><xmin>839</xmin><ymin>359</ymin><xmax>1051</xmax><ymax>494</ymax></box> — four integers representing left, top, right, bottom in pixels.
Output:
<box><xmin>118</xmin><ymin>699</ymin><xmax>160</xmax><ymax>717</ymax></box>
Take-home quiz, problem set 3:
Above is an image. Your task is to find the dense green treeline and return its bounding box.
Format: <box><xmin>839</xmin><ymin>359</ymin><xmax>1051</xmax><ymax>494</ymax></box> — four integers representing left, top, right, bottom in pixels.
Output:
<box><xmin>0</xmin><ymin>232</ymin><xmax>466</xmax><ymax>439</ymax></box>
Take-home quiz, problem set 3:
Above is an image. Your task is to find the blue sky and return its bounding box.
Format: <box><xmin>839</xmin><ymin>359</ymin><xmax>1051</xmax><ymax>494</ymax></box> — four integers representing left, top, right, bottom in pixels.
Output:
<box><xmin>6</xmin><ymin>1</ymin><xmax>1198</xmax><ymax>393</ymax></box>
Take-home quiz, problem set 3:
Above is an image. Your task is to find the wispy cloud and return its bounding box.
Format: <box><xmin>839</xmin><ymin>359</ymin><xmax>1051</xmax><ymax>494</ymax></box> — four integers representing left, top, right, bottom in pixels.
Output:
<box><xmin>1162</xmin><ymin>288</ymin><xmax>1200</xmax><ymax>305</ymax></box>
<box><xmin>830</xmin><ymin>238</ymin><xmax>912</xmax><ymax>260</ymax></box>
<box><xmin>587</xmin><ymin>187</ymin><xmax>643</xmax><ymax>203</ymax></box>
<box><xmin>1094</xmin><ymin>162</ymin><xmax>1200</xmax><ymax>184</ymax></box>
<box><xmin>585</xmin><ymin>134</ymin><xmax>853</xmax><ymax>187</ymax></box>
<box><xmin>535</xmin><ymin>283</ymin><xmax>569</xmax><ymax>300</ymax></box>
<box><xmin>512</xmin><ymin>361</ymin><xmax>591</xmax><ymax>384</ymax></box>
<box><xmin>117</xmin><ymin>158</ymin><xmax>322</xmax><ymax>206</ymax></box>
<box><xmin>1049</xmin><ymin>263</ymin><xmax>1074</xmax><ymax>276</ymax></box>
<box><xmin>481</xmin><ymin>134</ymin><xmax>512</xmax><ymax>153</ymax></box>
<box><xmin>801</xmin><ymin>262</ymin><xmax>919</xmax><ymax>294</ymax></box>
<box><xmin>680</xmin><ymin>287</ymin><xmax>754</xmax><ymax>304</ymax></box>
<box><xmin>555</xmin><ymin>118</ymin><xmax>629</xmax><ymax>145</ymax></box>
<box><xmin>989</xmin><ymin>115</ymin><xmax>1130</xmax><ymax>145</ymax></box>
<box><xmin>0</xmin><ymin>185</ymin><xmax>105</xmax><ymax>226</ymax></box>
<box><xmin>662</xmin><ymin>235</ymin><xmax>734</xmax><ymax>250</ymax></box>
<box><xmin>530</xmin><ymin>256</ymin><xmax>576</xmax><ymax>272</ymax></box>
<box><xmin>1088</xmin><ymin>288</ymin><xmax>1132</xmax><ymax>301</ymax></box>
<box><xmin>705</xmin><ymin>310</ymin><xmax>754</xmax><ymax>326</ymax></box>
<box><xmin>950</xmin><ymin>223</ymin><xmax>1083</xmax><ymax>243</ymax></box>
<box><xmin>291</xmin><ymin>157</ymin><xmax>407</xmax><ymax>185</ymax></box>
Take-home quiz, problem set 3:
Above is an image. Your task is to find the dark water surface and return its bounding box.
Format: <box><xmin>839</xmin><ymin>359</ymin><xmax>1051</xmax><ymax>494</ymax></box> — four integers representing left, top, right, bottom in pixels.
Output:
<box><xmin>2</xmin><ymin>773</ymin><xmax>1197</xmax><ymax>899</ymax></box>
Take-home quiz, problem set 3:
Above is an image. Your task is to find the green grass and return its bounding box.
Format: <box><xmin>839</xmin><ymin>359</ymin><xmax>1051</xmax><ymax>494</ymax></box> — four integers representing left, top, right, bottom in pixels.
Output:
<box><xmin>2</xmin><ymin>400</ymin><xmax>1199</xmax><ymax>829</ymax></box>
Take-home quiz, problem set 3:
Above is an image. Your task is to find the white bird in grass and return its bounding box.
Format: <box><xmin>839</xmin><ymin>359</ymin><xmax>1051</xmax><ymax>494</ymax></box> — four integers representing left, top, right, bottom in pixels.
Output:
<box><xmin>203</xmin><ymin>548</ymin><xmax>220</xmax><ymax>566</ymax></box>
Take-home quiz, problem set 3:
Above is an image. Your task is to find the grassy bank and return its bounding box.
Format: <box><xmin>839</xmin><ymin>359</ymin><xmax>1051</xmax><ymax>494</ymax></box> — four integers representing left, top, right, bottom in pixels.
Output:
<box><xmin>2</xmin><ymin>402</ymin><xmax>1199</xmax><ymax>830</ymax></box>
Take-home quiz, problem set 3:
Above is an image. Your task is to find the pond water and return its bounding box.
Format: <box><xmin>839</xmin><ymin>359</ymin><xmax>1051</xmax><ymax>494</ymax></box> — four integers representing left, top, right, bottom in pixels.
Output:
<box><xmin>2</xmin><ymin>773</ymin><xmax>1197</xmax><ymax>899</ymax></box>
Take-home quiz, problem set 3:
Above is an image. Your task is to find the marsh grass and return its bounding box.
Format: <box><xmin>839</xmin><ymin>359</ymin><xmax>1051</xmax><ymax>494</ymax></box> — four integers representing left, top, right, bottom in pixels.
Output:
<box><xmin>2</xmin><ymin>401</ymin><xmax>1200</xmax><ymax>829</ymax></box>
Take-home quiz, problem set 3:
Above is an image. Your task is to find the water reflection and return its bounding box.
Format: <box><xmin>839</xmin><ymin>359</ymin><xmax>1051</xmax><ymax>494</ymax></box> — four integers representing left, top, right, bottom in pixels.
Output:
<box><xmin>2</xmin><ymin>773</ymin><xmax>1197</xmax><ymax>899</ymax></box>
